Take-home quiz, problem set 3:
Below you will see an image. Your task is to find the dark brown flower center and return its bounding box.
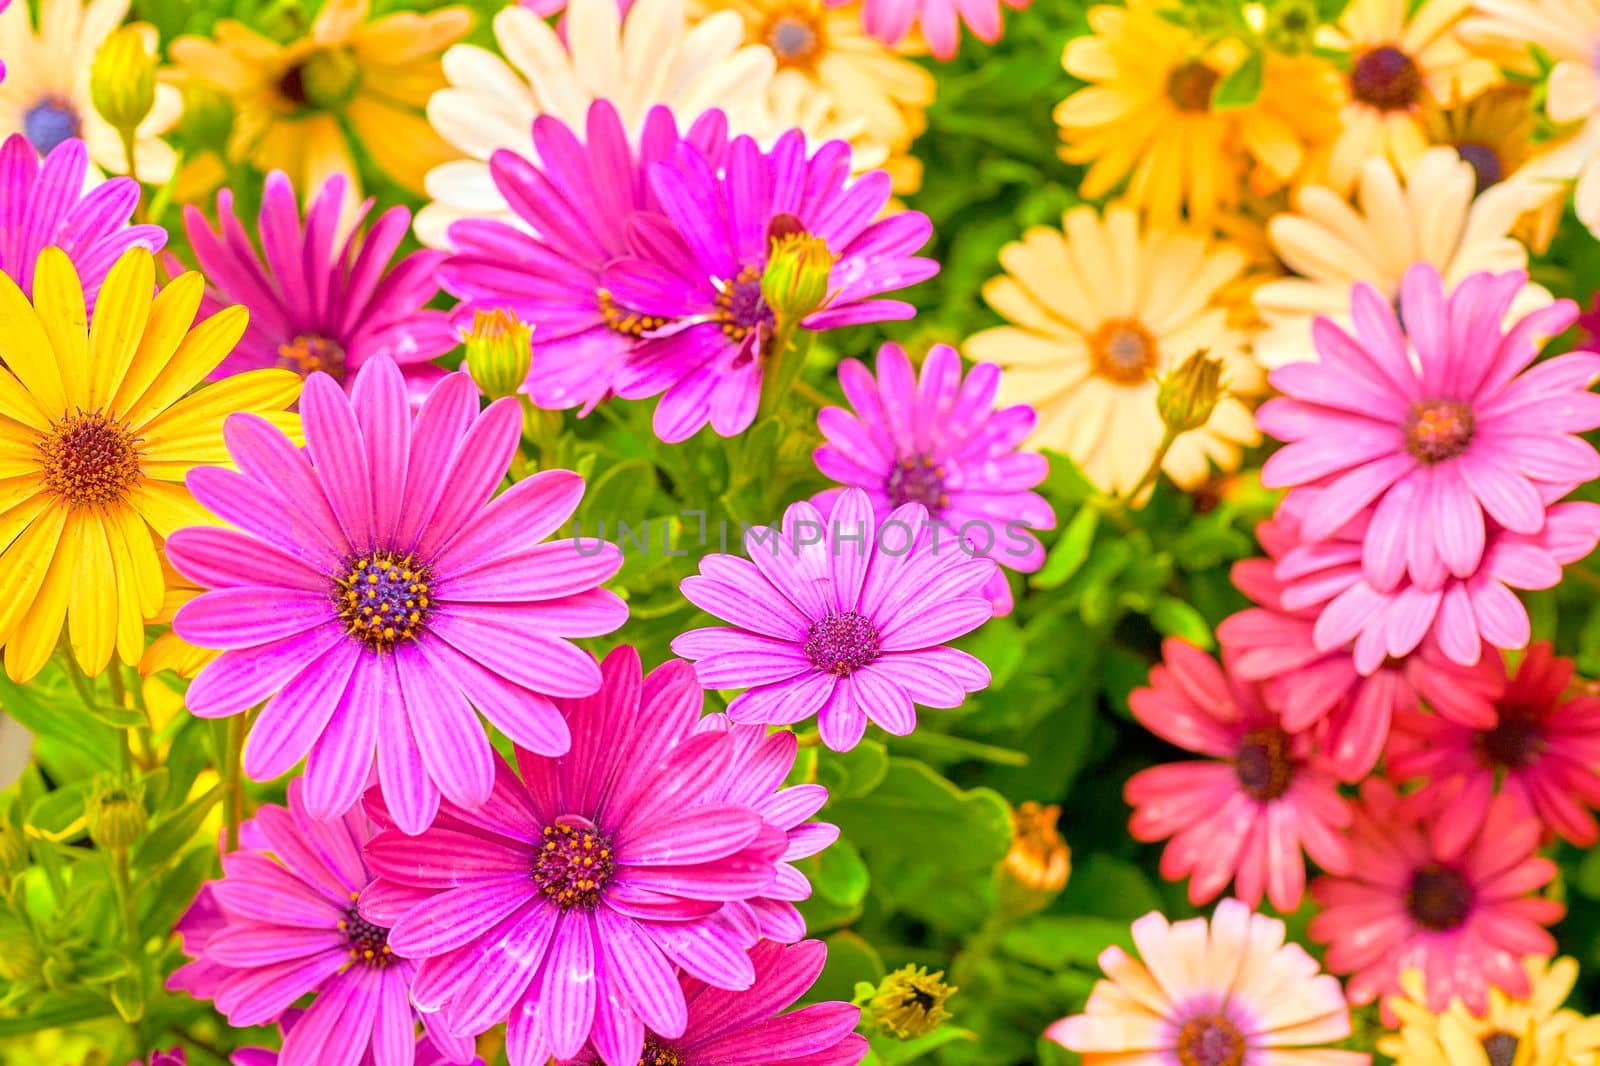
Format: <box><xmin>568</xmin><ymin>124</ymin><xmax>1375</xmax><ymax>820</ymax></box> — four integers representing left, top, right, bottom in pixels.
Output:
<box><xmin>340</xmin><ymin>900</ymin><xmax>395</xmax><ymax>968</ymax></box>
<box><xmin>1352</xmin><ymin>46</ymin><xmax>1423</xmax><ymax>111</ymax></box>
<box><xmin>886</xmin><ymin>456</ymin><xmax>948</xmax><ymax>512</ymax></box>
<box><xmin>639</xmin><ymin>1040</ymin><xmax>686</xmax><ymax>1066</ymax></box>
<box><xmin>805</xmin><ymin>611</ymin><xmax>882</xmax><ymax>676</ymax></box>
<box><xmin>1482</xmin><ymin>1032</ymin><xmax>1519</xmax><ymax>1066</ymax></box>
<box><xmin>37</xmin><ymin>411</ymin><xmax>142</xmax><ymax>509</ymax></box>
<box><xmin>1234</xmin><ymin>727</ymin><xmax>1294</xmax><ymax>801</ymax></box>
<box><xmin>1176</xmin><ymin>1013</ymin><xmax>1247</xmax><ymax>1066</ymax></box>
<box><xmin>533</xmin><ymin>819</ymin><xmax>615</xmax><ymax>909</ymax></box>
<box><xmin>1167</xmin><ymin>61</ymin><xmax>1220</xmax><ymax>112</ymax></box>
<box><xmin>1479</xmin><ymin>712</ymin><xmax>1545</xmax><ymax>771</ymax></box>
<box><xmin>598</xmin><ymin>289</ymin><xmax>669</xmax><ymax>339</ymax></box>
<box><xmin>1406</xmin><ymin>864</ymin><xmax>1474</xmax><ymax>931</ymax></box>
<box><xmin>334</xmin><ymin>551</ymin><xmax>433</xmax><ymax>652</ymax></box>
<box><xmin>1403</xmin><ymin>399</ymin><xmax>1475</xmax><ymax>464</ymax></box>
<box><xmin>764</xmin><ymin>11</ymin><xmax>823</xmax><ymax>67</ymax></box>
<box><xmin>278</xmin><ymin>334</ymin><xmax>347</xmax><ymax>381</ymax></box>
<box><xmin>1090</xmin><ymin>318</ymin><xmax>1159</xmax><ymax>384</ymax></box>
<box><xmin>1457</xmin><ymin>143</ymin><xmax>1503</xmax><ymax>194</ymax></box>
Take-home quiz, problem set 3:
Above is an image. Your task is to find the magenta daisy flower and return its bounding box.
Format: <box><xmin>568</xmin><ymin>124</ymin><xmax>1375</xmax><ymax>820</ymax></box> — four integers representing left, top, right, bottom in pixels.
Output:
<box><xmin>1270</xmin><ymin>487</ymin><xmax>1600</xmax><ymax>671</ymax></box>
<box><xmin>439</xmin><ymin>100</ymin><xmax>728</xmax><ymax>414</ymax></box>
<box><xmin>557</xmin><ymin>940</ymin><xmax>867</xmax><ymax>1066</ymax></box>
<box><xmin>232</xmin><ymin>1012</ymin><xmax>481</xmax><ymax>1066</ymax></box>
<box><xmin>0</xmin><ymin>133</ymin><xmax>164</xmax><ymax>306</ymax></box>
<box><xmin>130</xmin><ymin>1052</ymin><xmax>185</xmax><ymax>1066</ymax></box>
<box><xmin>1390</xmin><ymin>642</ymin><xmax>1600</xmax><ymax>855</ymax></box>
<box><xmin>1309</xmin><ymin>779</ymin><xmax>1563</xmax><ymax>1013</ymax></box>
<box><xmin>835</xmin><ymin>0</ymin><xmax>1029</xmax><ymax>59</ymax></box>
<box><xmin>174</xmin><ymin>781</ymin><xmax>477</xmax><ymax>1066</ymax></box>
<box><xmin>183</xmin><ymin>172</ymin><xmax>457</xmax><ymax>396</ymax></box>
<box><xmin>1125</xmin><ymin>639</ymin><xmax>1352</xmax><ymax>913</ymax></box>
<box><xmin>672</xmin><ymin>488</ymin><xmax>995</xmax><ymax>752</ymax></box>
<box><xmin>813</xmin><ymin>342</ymin><xmax>1054</xmax><ymax>616</ymax></box>
<box><xmin>602</xmin><ymin>131</ymin><xmax>938</xmax><ymax>442</ymax></box>
<box><xmin>166</xmin><ymin>357</ymin><xmax>625</xmax><ymax>834</ymax></box>
<box><xmin>1259</xmin><ymin>263</ymin><xmax>1600</xmax><ymax>589</ymax></box>
<box><xmin>359</xmin><ymin>646</ymin><xmax>790</xmax><ymax>1066</ymax></box>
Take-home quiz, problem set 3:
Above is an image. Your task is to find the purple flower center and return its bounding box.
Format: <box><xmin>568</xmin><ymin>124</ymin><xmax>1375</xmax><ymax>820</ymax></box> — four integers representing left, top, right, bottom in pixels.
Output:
<box><xmin>1406</xmin><ymin>863</ymin><xmax>1474</xmax><ymax>931</ymax></box>
<box><xmin>1233</xmin><ymin>727</ymin><xmax>1293</xmax><ymax>802</ymax></box>
<box><xmin>1166</xmin><ymin>61</ymin><xmax>1220</xmax><ymax>113</ymax></box>
<box><xmin>598</xmin><ymin>289</ymin><xmax>668</xmax><ymax>338</ymax></box>
<box><xmin>340</xmin><ymin>901</ymin><xmax>395</xmax><ymax>968</ymax></box>
<box><xmin>279</xmin><ymin>334</ymin><xmax>348</xmax><ymax>381</ymax></box>
<box><xmin>715</xmin><ymin>266</ymin><xmax>773</xmax><ymax>345</ymax></box>
<box><xmin>37</xmin><ymin>411</ymin><xmax>142</xmax><ymax>509</ymax></box>
<box><xmin>1478</xmin><ymin>711</ymin><xmax>1545</xmax><ymax>771</ymax></box>
<box><xmin>639</xmin><ymin>1039</ymin><xmax>686</xmax><ymax>1066</ymax></box>
<box><xmin>1090</xmin><ymin>318</ymin><xmax>1158</xmax><ymax>384</ymax></box>
<box><xmin>23</xmin><ymin>96</ymin><xmax>81</xmax><ymax>155</ymax></box>
<box><xmin>763</xmin><ymin>11</ymin><xmax>822</xmax><ymax>66</ymax></box>
<box><xmin>335</xmin><ymin>551</ymin><xmax>434</xmax><ymax>652</ymax></box>
<box><xmin>532</xmin><ymin>819</ymin><xmax>615</xmax><ymax>909</ymax></box>
<box><xmin>1457</xmin><ymin>142</ymin><xmax>1503</xmax><ymax>194</ymax></box>
<box><xmin>886</xmin><ymin>455</ymin><xmax>948</xmax><ymax>512</ymax></box>
<box><xmin>1351</xmin><ymin>46</ymin><xmax>1422</xmax><ymax>111</ymax></box>
<box><xmin>805</xmin><ymin>612</ymin><xmax>881</xmax><ymax>676</ymax></box>
<box><xmin>1174</xmin><ymin>1013</ymin><xmax>1246</xmax><ymax>1066</ymax></box>
<box><xmin>1403</xmin><ymin>398</ymin><xmax>1475</xmax><ymax>464</ymax></box>
<box><xmin>1481</xmin><ymin>1032</ymin><xmax>1519</xmax><ymax>1066</ymax></box>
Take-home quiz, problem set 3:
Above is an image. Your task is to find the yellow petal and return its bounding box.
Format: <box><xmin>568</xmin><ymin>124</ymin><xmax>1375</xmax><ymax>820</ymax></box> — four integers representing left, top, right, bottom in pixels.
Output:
<box><xmin>125</xmin><ymin>480</ymin><xmax>218</xmax><ymax>539</ymax></box>
<box><xmin>108</xmin><ymin>504</ymin><xmax>163</xmax><ymax>620</ymax></box>
<box><xmin>111</xmin><ymin>271</ymin><xmax>205</xmax><ymax>421</ymax></box>
<box><xmin>314</xmin><ymin>0</ymin><xmax>370</xmax><ymax>44</ymax></box>
<box><xmin>0</xmin><ymin>492</ymin><xmax>50</xmax><ymax>559</ymax></box>
<box><xmin>88</xmin><ymin>250</ymin><xmax>156</xmax><ymax>412</ymax></box>
<box><xmin>0</xmin><ymin>263</ymin><xmax>68</xmax><ymax>418</ymax></box>
<box><xmin>67</xmin><ymin>511</ymin><xmax>117</xmax><ymax>676</ymax></box>
<box><xmin>138</xmin><ymin>369</ymin><xmax>303</xmax><ymax>464</ymax></box>
<box><xmin>30</xmin><ymin>248</ymin><xmax>90</xmax><ymax>411</ymax></box>
<box><xmin>3</xmin><ymin>517</ymin><xmax>76</xmax><ymax>684</ymax></box>
<box><xmin>0</xmin><ymin>501</ymin><xmax>67</xmax><ymax>659</ymax></box>
<box><xmin>123</xmin><ymin>304</ymin><xmax>249</xmax><ymax>429</ymax></box>
<box><xmin>0</xmin><ymin>372</ymin><xmax>52</xmax><ymax>434</ymax></box>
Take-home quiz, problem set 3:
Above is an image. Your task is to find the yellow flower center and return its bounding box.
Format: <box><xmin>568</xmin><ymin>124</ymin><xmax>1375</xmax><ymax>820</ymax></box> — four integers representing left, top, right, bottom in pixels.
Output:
<box><xmin>597</xmin><ymin>290</ymin><xmax>669</xmax><ymax>339</ymax></box>
<box><xmin>762</xmin><ymin>9</ymin><xmax>824</xmax><ymax>68</ymax></box>
<box><xmin>278</xmin><ymin>334</ymin><xmax>348</xmax><ymax>381</ymax></box>
<box><xmin>1351</xmin><ymin>46</ymin><xmax>1422</xmax><ymax>111</ymax></box>
<box><xmin>638</xmin><ymin>1040</ymin><xmax>684</xmax><ymax>1066</ymax></box>
<box><xmin>37</xmin><ymin>411</ymin><xmax>143</xmax><ymax>510</ymax></box>
<box><xmin>1166</xmin><ymin>61</ymin><xmax>1220</xmax><ymax>113</ymax></box>
<box><xmin>1089</xmin><ymin>318</ymin><xmax>1159</xmax><ymax>384</ymax></box>
<box><xmin>334</xmin><ymin>551</ymin><xmax>433</xmax><ymax>652</ymax></box>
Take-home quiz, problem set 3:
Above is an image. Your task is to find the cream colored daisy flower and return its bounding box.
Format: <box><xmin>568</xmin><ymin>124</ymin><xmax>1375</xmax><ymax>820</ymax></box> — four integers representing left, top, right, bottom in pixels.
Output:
<box><xmin>965</xmin><ymin>204</ymin><xmax>1263</xmax><ymax>497</ymax></box>
<box><xmin>0</xmin><ymin>0</ymin><xmax>180</xmax><ymax>182</ymax></box>
<box><xmin>1252</xmin><ymin>146</ymin><xmax>1551</xmax><ymax>368</ymax></box>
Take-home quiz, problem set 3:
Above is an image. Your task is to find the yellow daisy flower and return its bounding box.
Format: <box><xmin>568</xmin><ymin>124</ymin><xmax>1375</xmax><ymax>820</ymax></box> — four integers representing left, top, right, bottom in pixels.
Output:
<box><xmin>965</xmin><ymin>204</ymin><xmax>1263</xmax><ymax>497</ymax></box>
<box><xmin>1055</xmin><ymin>0</ymin><xmax>1343</xmax><ymax>227</ymax></box>
<box><xmin>0</xmin><ymin>247</ymin><xmax>301</xmax><ymax>683</ymax></box>
<box><xmin>1379</xmin><ymin>957</ymin><xmax>1600</xmax><ymax>1066</ymax></box>
<box><xmin>1251</xmin><ymin>146</ymin><xmax>1551</xmax><ymax>368</ymax></box>
<box><xmin>0</xmin><ymin>0</ymin><xmax>181</xmax><ymax>182</ymax></box>
<box><xmin>170</xmin><ymin>0</ymin><xmax>471</xmax><ymax>213</ymax></box>
<box><xmin>1319</xmin><ymin>0</ymin><xmax>1499</xmax><ymax>194</ymax></box>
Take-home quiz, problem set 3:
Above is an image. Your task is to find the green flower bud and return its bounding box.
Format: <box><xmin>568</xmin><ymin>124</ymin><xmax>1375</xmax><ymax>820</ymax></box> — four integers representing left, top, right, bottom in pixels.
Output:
<box><xmin>867</xmin><ymin>964</ymin><xmax>957</xmax><ymax>1039</ymax></box>
<box><xmin>279</xmin><ymin>48</ymin><xmax>361</xmax><ymax>111</ymax></box>
<box><xmin>86</xmin><ymin>777</ymin><xmax>147</xmax><ymax>851</ymax></box>
<box><xmin>1264</xmin><ymin>0</ymin><xmax>1321</xmax><ymax>54</ymax></box>
<box><xmin>90</xmin><ymin>27</ymin><xmax>158</xmax><ymax>138</ymax></box>
<box><xmin>1156</xmin><ymin>349</ymin><xmax>1225</xmax><ymax>436</ymax></box>
<box><xmin>178</xmin><ymin>80</ymin><xmax>235</xmax><ymax>149</ymax></box>
<box><xmin>464</xmin><ymin>308</ymin><xmax>534</xmax><ymax>401</ymax></box>
<box><xmin>761</xmin><ymin>213</ymin><xmax>836</xmax><ymax>325</ymax></box>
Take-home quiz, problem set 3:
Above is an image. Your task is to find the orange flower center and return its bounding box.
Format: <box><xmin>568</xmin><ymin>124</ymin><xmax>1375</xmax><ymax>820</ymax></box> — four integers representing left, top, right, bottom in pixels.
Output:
<box><xmin>598</xmin><ymin>289</ymin><xmax>670</xmax><ymax>339</ymax></box>
<box><xmin>37</xmin><ymin>411</ymin><xmax>142</xmax><ymax>509</ymax></box>
<box><xmin>1175</xmin><ymin>1013</ymin><xmax>1246</xmax><ymax>1066</ymax></box>
<box><xmin>278</xmin><ymin>334</ymin><xmax>348</xmax><ymax>381</ymax></box>
<box><xmin>1089</xmin><ymin>318</ymin><xmax>1159</xmax><ymax>384</ymax></box>
<box><xmin>1403</xmin><ymin>398</ymin><xmax>1475</xmax><ymax>464</ymax></box>
<box><xmin>1351</xmin><ymin>46</ymin><xmax>1422</xmax><ymax>111</ymax></box>
<box><xmin>763</xmin><ymin>10</ymin><xmax>824</xmax><ymax>67</ymax></box>
<box><xmin>1166</xmin><ymin>61</ymin><xmax>1220</xmax><ymax>112</ymax></box>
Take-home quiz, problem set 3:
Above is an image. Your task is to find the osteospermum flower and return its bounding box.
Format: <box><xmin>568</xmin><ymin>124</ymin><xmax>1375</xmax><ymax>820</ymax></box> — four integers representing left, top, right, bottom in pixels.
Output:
<box><xmin>360</xmin><ymin>646</ymin><xmax>788</xmax><ymax>1066</ymax></box>
<box><xmin>184</xmin><ymin>172</ymin><xmax>456</xmax><ymax>396</ymax></box>
<box><xmin>1047</xmin><ymin>898</ymin><xmax>1368</xmax><ymax>1066</ymax></box>
<box><xmin>558</xmin><ymin>940</ymin><xmax>867</xmax><ymax>1066</ymax></box>
<box><xmin>170</xmin><ymin>0</ymin><xmax>470</xmax><ymax>213</ymax></box>
<box><xmin>417</xmin><ymin>0</ymin><xmax>773</xmax><ymax>246</ymax></box>
<box><xmin>1055</xmin><ymin>0</ymin><xmax>1343</xmax><ymax>225</ymax></box>
<box><xmin>812</xmin><ymin>342</ymin><xmax>1055</xmax><ymax>616</ymax></box>
<box><xmin>0</xmin><ymin>248</ymin><xmax>300</xmax><ymax>683</ymax></box>
<box><xmin>0</xmin><ymin>0</ymin><xmax>180</xmax><ymax>180</ymax></box>
<box><xmin>602</xmin><ymin>131</ymin><xmax>936</xmax><ymax>442</ymax></box>
<box><xmin>1259</xmin><ymin>264</ymin><xmax>1599</xmax><ymax>587</ymax></box>
<box><xmin>0</xmin><ymin>134</ymin><xmax>164</xmax><ymax>306</ymax></box>
<box><xmin>1309</xmin><ymin>779</ymin><xmax>1563</xmax><ymax>1013</ymax></box>
<box><xmin>1379</xmin><ymin>956</ymin><xmax>1600</xmax><ymax>1066</ymax></box>
<box><xmin>1252</xmin><ymin>147</ymin><xmax>1550</xmax><ymax>369</ymax></box>
<box><xmin>673</xmin><ymin>489</ymin><xmax>995</xmax><ymax>751</ymax></box>
<box><xmin>837</xmin><ymin>0</ymin><xmax>1028</xmax><ymax>59</ymax></box>
<box><xmin>1125</xmin><ymin>639</ymin><xmax>1352</xmax><ymax>913</ymax></box>
<box><xmin>234</xmin><ymin>1026</ymin><xmax>478</xmax><ymax>1066</ymax></box>
<box><xmin>965</xmin><ymin>204</ymin><xmax>1263</xmax><ymax>497</ymax></box>
<box><xmin>176</xmin><ymin>782</ymin><xmax>476</xmax><ymax>1066</ymax></box>
<box><xmin>165</xmin><ymin>357</ymin><xmax>626</xmax><ymax>834</ymax></box>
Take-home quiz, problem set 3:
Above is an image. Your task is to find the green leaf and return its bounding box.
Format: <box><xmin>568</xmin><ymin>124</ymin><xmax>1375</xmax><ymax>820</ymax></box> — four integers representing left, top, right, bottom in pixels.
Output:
<box><xmin>110</xmin><ymin>974</ymin><xmax>144</xmax><ymax>1023</ymax></box>
<box><xmin>24</xmin><ymin>782</ymin><xmax>89</xmax><ymax>839</ymax></box>
<box><xmin>75</xmin><ymin>700</ymin><xmax>146</xmax><ymax>730</ymax></box>
<box><xmin>0</xmin><ymin>996</ymin><xmax>109</xmax><ymax>1036</ymax></box>
<box><xmin>1031</xmin><ymin>505</ymin><xmax>1098</xmax><ymax>590</ymax></box>
<box><xmin>809</xmin><ymin>930</ymin><xmax>885</xmax><ymax>1003</ymax></box>
<box><xmin>811</xmin><ymin>837</ymin><xmax>869</xmax><ymax>907</ymax></box>
<box><xmin>1149</xmin><ymin>596</ymin><xmax>1214</xmax><ymax>649</ymax></box>
<box><xmin>134</xmin><ymin>784</ymin><xmax>221</xmax><ymax>873</ymax></box>
<box><xmin>1213</xmin><ymin>50</ymin><xmax>1264</xmax><ymax>109</ymax></box>
<box><xmin>815</xmin><ymin>739</ymin><xmax>889</xmax><ymax>800</ymax></box>
<box><xmin>871</xmin><ymin>1027</ymin><xmax>978</xmax><ymax>1064</ymax></box>
<box><xmin>999</xmin><ymin>915</ymin><xmax>1134</xmax><ymax>969</ymax></box>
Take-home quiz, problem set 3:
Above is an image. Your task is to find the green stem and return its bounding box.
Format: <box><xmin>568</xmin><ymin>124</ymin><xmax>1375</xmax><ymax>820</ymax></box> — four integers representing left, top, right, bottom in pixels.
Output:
<box><xmin>60</xmin><ymin>645</ymin><xmax>97</xmax><ymax>708</ymax></box>
<box><xmin>110</xmin><ymin>843</ymin><xmax>145</xmax><ymax>1043</ymax></box>
<box><xmin>222</xmin><ymin>715</ymin><xmax>246</xmax><ymax>853</ymax></box>
<box><xmin>125</xmin><ymin>667</ymin><xmax>154</xmax><ymax>770</ymax></box>
<box><xmin>1119</xmin><ymin>426</ymin><xmax>1181</xmax><ymax>508</ymax></box>
<box><xmin>171</xmin><ymin>1026</ymin><xmax>232</xmax><ymax>1065</ymax></box>
<box><xmin>119</xmin><ymin>129</ymin><xmax>144</xmax><ymax>224</ymax></box>
<box><xmin>757</xmin><ymin>324</ymin><xmax>813</xmax><ymax>422</ymax></box>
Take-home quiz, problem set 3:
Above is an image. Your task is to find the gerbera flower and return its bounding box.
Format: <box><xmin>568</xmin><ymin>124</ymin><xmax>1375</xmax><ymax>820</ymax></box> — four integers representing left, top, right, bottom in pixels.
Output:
<box><xmin>812</xmin><ymin>342</ymin><xmax>1055</xmax><ymax>616</ymax></box>
<box><xmin>417</xmin><ymin>0</ymin><xmax>774</xmax><ymax>247</ymax></box>
<box><xmin>233</xmin><ymin>1022</ymin><xmax>479</xmax><ymax>1066</ymax></box>
<box><xmin>438</xmin><ymin>101</ymin><xmax>728</xmax><ymax>414</ymax></box>
<box><xmin>1125</xmin><ymin>638</ymin><xmax>1352</xmax><ymax>913</ymax></box>
<box><xmin>0</xmin><ymin>0</ymin><xmax>180</xmax><ymax>181</ymax></box>
<box><xmin>0</xmin><ymin>134</ymin><xmax>164</xmax><ymax>307</ymax></box>
<box><xmin>175</xmin><ymin>781</ymin><xmax>476</xmax><ymax>1066</ymax></box>
<box><xmin>964</xmin><ymin>204</ymin><xmax>1263</xmax><ymax>497</ymax></box>
<box><xmin>170</xmin><ymin>0</ymin><xmax>470</xmax><ymax>213</ymax></box>
<box><xmin>673</xmin><ymin>488</ymin><xmax>995</xmax><ymax>751</ymax></box>
<box><xmin>1380</xmin><ymin>956</ymin><xmax>1600</xmax><ymax>1066</ymax></box>
<box><xmin>1055</xmin><ymin>0</ymin><xmax>1343</xmax><ymax>225</ymax></box>
<box><xmin>0</xmin><ymin>247</ymin><xmax>300</xmax><ymax>684</ymax></box>
<box><xmin>838</xmin><ymin>0</ymin><xmax>1027</xmax><ymax>60</ymax></box>
<box><xmin>1047</xmin><ymin>897</ymin><xmax>1367</xmax><ymax>1066</ymax></box>
<box><xmin>1308</xmin><ymin>779</ymin><xmax>1563</xmax><ymax>1013</ymax></box>
<box><xmin>1390</xmin><ymin>642</ymin><xmax>1600</xmax><ymax>855</ymax></box>
<box><xmin>360</xmin><ymin>645</ymin><xmax>788</xmax><ymax>1066</ymax></box>
<box><xmin>557</xmin><ymin>940</ymin><xmax>866</xmax><ymax>1066</ymax></box>
<box><xmin>165</xmin><ymin>357</ymin><xmax>626</xmax><ymax>834</ymax></box>
<box><xmin>183</xmin><ymin>171</ymin><xmax>456</xmax><ymax>397</ymax></box>
<box><xmin>601</xmin><ymin>130</ymin><xmax>936</xmax><ymax>442</ymax></box>
<box><xmin>1252</xmin><ymin>146</ymin><xmax>1550</xmax><ymax>369</ymax></box>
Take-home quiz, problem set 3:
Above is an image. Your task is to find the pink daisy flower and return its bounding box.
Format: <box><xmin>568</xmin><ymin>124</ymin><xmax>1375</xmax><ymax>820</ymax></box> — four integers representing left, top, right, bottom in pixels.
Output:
<box><xmin>1308</xmin><ymin>779</ymin><xmax>1563</xmax><ymax>1013</ymax></box>
<box><xmin>130</xmin><ymin>1052</ymin><xmax>184</xmax><ymax>1066</ymax></box>
<box><xmin>439</xmin><ymin>100</ymin><xmax>728</xmax><ymax>414</ymax></box>
<box><xmin>1270</xmin><ymin>487</ymin><xmax>1600</xmax><ymax>671</ymax></box>
<box><xmin>1389</xmin><ymin>641</ymin><xmax>1600</xmax><ymax>855</ymax></box>
<box><xmin>173</xmin><ymin>780</ymin><xmax>476</xmax><ymax>1066</ymax></box>
<box><xmin>232</xmin><ymin>1010</ymin><xmax>482</xmax><ymax>1066</ymax></box>
<box><xmin>672</xmin><ymin>488</ymin><xmax>995</xmax><ymax>752</ymax></box>
<box><xmin>602</xmin><ymin>131</ymin><xmax>938</xmax><ymax>442</ymax></box>
<box><xmin>557</xmin><ymin>940</ymin><xmax>867</xmax><ymax>1066</ymax></box>
<box><xmin>1218</xmin><ymin>496</ymin><xmax>1499</xmax><ymax>780</ymax></box>
<box><xmin>183</xmin><ymin>172</ymin><xmax>457</xmax><ymax>397</ymax></box>
<box><xmin>166</xmin><ymin>357</ymin><xmax>625</xmax><ymax>834</ymax></box>
<box><xmin>0</xmin><ymin>133</ymin><xmax>164</xmax><ymax>306</ymax></box>
<box><xmin>812</xmin><ymin>342</ymin><xmax>1055</xmax><ymax>616</ymax></box>
<box><xmin>832</xmin><ymin>0</ymin><xmax>1029</xmax><ymax>59</ymax></box>
<box><xmin>1125</xmin><ymin>639</ymin><xmax>1352</xmax><ymax>913</ymax></box>
<box><xmin>1047</xmin><ymin>898</ymin><xmax>1367</xmax><ymax>1066</ymax></box>
<box><xmin>359</xmin><ymin>646</ymin><xmax>790</xmax><ymax>1066</ymax></box>
<box><xmin>1259</xmin><ymin>263</ymin><xmax>1600</xmax><ymax>589</ymax></box>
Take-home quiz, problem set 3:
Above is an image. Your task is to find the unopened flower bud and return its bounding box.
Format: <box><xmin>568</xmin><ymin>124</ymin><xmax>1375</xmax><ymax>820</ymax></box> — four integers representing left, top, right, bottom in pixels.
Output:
<box><xmin>1263</xmin><ymin>0</ymin><xmax>1320</xmax><ymax>53</ymax></box>
<box><xmin>292</xmin><ymin>47</ymin><xmax>362</xmax><ymax>111</ymax></box>
<box><xmin>463</xmin><ymin>308</ymin><xmax>533</xmax><ymax>401</ymax></box>
<box><xmin>868</xmin><ymin>965</ymin><xmax>957</xmax><ymax>1039</ymax></box>
<box><xmin>90</xmin><ymin>27</ymin><xmax>158</xmax><ymax>138</ymax></box>
<box><xmin>761</xmin><ymin>214</ymin><xmax>836</xmax><ymax>324</ymax></box>
<box><xmin>1156</xmin><ymin>349</ymin><xmax>1224</xmax><ymax>436</ymax></box>
<box><xmin>997</xmin><ymin>801</ymin><xmax>1070</xmax><ymax>914</ymax></box>
<box><xmin>86</xmin><ymin>777</ymin><xmax>146</xmax><ymax>851</ymax></box>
